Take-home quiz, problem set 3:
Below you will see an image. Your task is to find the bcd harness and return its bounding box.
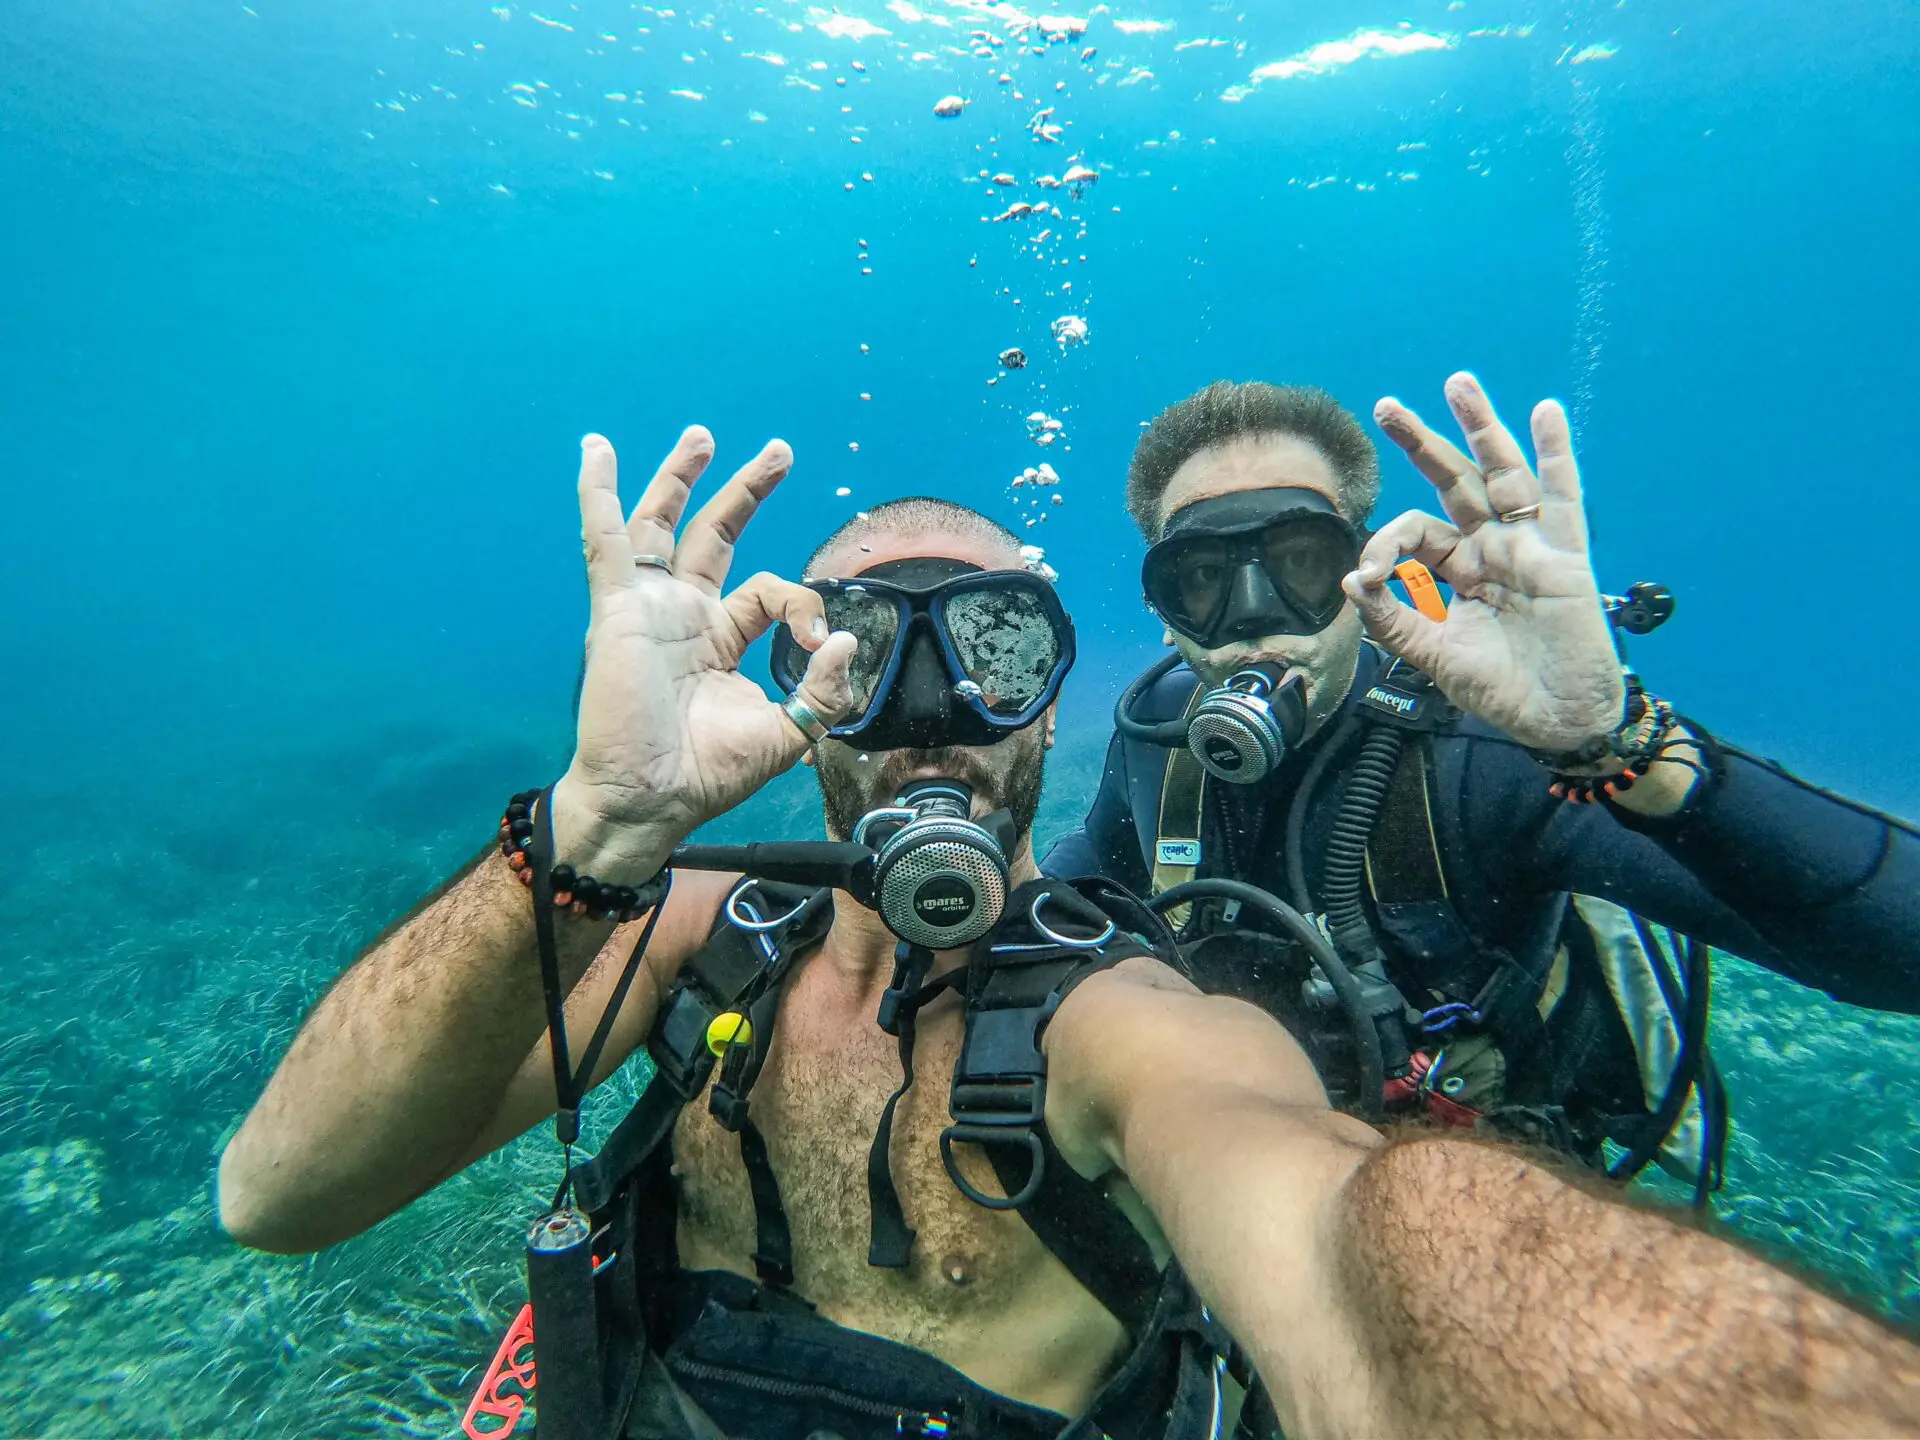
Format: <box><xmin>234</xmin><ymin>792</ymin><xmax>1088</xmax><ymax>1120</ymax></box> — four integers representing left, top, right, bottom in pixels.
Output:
<box><xmin>1147</xmin><ymin>647</ymin><xmax>1728</xmax><ymax>1194</ymax></box>
<box><xmin>474</xmin><ymin>873</ymin><xmax>1248</xmax><ymax>1440</ymax></box>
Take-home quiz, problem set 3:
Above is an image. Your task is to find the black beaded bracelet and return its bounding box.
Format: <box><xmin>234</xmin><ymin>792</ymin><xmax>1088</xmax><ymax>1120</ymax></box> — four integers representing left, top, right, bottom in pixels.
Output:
<box><xmin>499</xmin><ymin>789</ymin><xmax>668</xmax><ymax>922</ymax></box>
<box><xmin>1526</xmin><ymin>683</ymin><xmax>1691</xmax><ymax>804</ymax></box>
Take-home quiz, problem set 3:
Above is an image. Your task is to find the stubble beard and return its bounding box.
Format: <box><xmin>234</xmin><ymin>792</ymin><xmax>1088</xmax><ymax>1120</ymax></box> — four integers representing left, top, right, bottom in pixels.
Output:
<box><xmin>815</xmin><ymin>738</ymin><xmax>1046</xmax><ymax>847</ymax></box>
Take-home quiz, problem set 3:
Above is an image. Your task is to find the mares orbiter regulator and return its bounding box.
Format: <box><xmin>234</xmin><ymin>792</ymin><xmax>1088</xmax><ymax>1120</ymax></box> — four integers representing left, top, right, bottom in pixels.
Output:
<box><xmin>672</xmin><ymin>778</ymin><xmax>1015</xmax><ymax>949</ymax></box>
<box><xmin>1115</xmin><ymin>653</ymin><xmax>1309</xmax><ymax>784</ymax></box>
<box><xmin>851</xmin><ymin>779</ymin><xmax>1012</xmax><ymax>947</ymax></box>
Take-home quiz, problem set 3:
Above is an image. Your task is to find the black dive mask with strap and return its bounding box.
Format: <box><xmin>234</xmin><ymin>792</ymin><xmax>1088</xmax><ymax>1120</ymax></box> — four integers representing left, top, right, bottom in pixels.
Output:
<box><xmin>1141</xmin><ymin>488</ymin><xmax>1358</xmax><ymax>649</ymax></box>
<box><xmin>769</xmin><ymin>557</ymin><xmax>1076</xmax><ymax>751</ymax></box>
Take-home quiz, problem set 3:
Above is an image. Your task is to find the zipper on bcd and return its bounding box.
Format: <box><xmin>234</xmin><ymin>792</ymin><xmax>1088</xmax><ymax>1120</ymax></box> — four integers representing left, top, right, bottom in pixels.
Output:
<box><xmin>666</xmin><ymin>1355</ymin><xmax>954</xmax><ymax>1435</ymax></box>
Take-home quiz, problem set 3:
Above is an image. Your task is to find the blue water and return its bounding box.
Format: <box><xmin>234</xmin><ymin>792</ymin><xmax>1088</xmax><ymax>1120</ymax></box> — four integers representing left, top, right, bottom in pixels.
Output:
<box><xmin>7</xmin><ymin>0</ymin><xmax>1916</xmax><ymax>809</ymax></box>
<box><xmin>3</xmin><ymin>0</ymin><xmax>1917</xmax><ymax>1432</ymax></box>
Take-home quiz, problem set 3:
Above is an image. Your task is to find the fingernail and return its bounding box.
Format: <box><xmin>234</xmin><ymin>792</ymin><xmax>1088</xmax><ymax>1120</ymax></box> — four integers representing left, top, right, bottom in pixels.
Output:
<box><xmin>811</xmin><ymin>616</ymin><xmax>828</xmax><ymax>641</ymax></box>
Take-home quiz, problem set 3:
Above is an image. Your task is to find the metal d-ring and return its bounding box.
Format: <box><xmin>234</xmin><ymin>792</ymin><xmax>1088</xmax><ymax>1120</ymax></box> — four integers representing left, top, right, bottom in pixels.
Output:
<box><xmin>1029</xmin><ymin>891</ymin><xmax>1115</xmax><ymax>950</ymax></box>
<box><xmin>726</xmin><ymin>883</ymin><xmax>809</xmax><ymax>935</ymax></box>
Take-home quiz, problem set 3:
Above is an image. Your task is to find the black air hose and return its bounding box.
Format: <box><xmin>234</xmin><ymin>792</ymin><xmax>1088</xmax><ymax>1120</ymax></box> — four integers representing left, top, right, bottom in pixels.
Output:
<box><xmin>1150</xmin><ymin>878</ymin><xmax>1385</xmax><ymax>1121</ymax></box>
<box><xmin>1320</xmin><ymin>726</ymin><xmax>1404</xmax><ymax>958</ymax></box>
<box><xmin>1313</xmin><ymin>725</ymin><xmax>1415</xmax><ymax>1085</ymax></box>
<box><xmin>1283</xmin><ymin>712</ymin><xmax>1361</xmax><ymax>916</ymax></box>
<box><xmin>1610</xmin><ymin>921</ymin><xmax>1715</xmax><ymax>1192</ymax></box>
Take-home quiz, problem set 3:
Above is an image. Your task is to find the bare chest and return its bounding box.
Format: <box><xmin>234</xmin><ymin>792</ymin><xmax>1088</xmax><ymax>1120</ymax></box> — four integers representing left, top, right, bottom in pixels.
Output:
<box><xmin>668</xmin><ymin>959</ymin><xmax>1095</xmax><ymax>1358</ymax></box>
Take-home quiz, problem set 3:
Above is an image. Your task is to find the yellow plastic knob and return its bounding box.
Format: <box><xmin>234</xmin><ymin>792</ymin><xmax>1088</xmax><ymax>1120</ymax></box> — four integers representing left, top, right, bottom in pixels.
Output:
<box><xmin>706</xmin><ymin>1012</ymin><xmax>753</xmax><ymax>1056</ymax></box>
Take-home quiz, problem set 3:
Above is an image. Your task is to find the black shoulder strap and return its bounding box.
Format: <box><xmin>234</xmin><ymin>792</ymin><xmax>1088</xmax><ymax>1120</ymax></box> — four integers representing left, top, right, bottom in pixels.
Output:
<box><xmin>1368</xmin><ymin>733</ymin><xmax>1448</xmax><ymax>907</ymax></box>
<box><xmin>570</xmin><ymin>881</ymin><xmax>829</xmax><ymax>1218</ymax></box>
<box><xmin>957</xmin><ymin>877</ymin><xmax>1175</xmax><ymax>1338</ymax></box>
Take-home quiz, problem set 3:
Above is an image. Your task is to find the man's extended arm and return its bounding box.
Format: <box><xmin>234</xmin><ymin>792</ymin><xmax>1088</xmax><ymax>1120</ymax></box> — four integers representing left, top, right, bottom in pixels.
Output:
<box><xmin>217</xmin><ymin>833</ymin><xmax>733</xmax><ymax>1253</ymax></box>
<box><xmin>1446</xmin><ymin>721</ymin><xmax>1920</xmax><ymax>1014</ymax></box>
<box><xmin>1044</xmin><ymin>960</ymin><xmax>1920</xmax><ymax>1439</ymax></box>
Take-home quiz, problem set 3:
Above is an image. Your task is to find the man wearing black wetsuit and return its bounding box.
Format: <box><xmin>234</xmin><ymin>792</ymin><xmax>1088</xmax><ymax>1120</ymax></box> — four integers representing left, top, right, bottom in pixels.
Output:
<box><xmin>1045</xmin><ymin>373</ymin><xmax>1920</xmax><ymax>1164</ymax></box>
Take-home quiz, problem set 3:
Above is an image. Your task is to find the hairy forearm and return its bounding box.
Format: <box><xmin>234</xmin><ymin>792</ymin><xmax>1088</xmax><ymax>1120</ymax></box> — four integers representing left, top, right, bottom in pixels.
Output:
<box><xmin>1122</xmin><ymin>1079</ymin><xmax>1920</xmax><ymax>1438</ymax></box>
<box><xmin>1337</xmin><ymin>1138</ymin><xmax>1920</xmax><ymax>1438</ymax></box>
<box><xmin>218</xmin><ymin>847</ymin><xmax>617</xmax><ymax>1252</ymax></box>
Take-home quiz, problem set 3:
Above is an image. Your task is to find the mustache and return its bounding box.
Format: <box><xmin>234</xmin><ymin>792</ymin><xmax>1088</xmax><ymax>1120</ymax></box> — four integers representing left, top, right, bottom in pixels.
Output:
<box><xmin>868</xmin><ymin>747</ymin><xmax>999</xmax><ymax>805</ymax></box>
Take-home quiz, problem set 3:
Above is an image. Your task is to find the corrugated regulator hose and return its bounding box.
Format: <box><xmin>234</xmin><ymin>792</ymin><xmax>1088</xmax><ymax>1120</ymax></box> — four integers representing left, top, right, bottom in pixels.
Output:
<box><xmin>1315</xmin><ymin>724</ymin><xmax>1415</xmax><ymax>1091</ymax></box>
<box><xmin>1321</xmin><ymin>725</ymin><xmax>1404</xmax><ymax>961</ymax></box>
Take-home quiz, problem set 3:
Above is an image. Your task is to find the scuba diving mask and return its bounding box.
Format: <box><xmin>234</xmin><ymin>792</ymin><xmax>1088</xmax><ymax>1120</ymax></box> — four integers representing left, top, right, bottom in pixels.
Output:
<box><xmin>769</xmin><ymin>558</ymin><xmax>1075</xmax><ymax>751</ymax></box>
<box><xmin>1141</xmin><ymin>488</ymin><xmax>1360</xmax><ymax>650</ymax></box>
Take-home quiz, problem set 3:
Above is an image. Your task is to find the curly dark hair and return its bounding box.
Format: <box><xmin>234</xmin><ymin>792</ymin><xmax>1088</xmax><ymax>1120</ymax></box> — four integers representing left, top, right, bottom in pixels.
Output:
<box><xmin>1126</xmin><ymin>381</ymin><xmax>1380</xmax><ymax>539</ymax></box>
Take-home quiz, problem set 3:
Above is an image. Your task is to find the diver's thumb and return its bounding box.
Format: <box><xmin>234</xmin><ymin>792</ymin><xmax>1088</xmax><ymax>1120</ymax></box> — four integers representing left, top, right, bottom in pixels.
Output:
<box><xmin>791</xmin><ymin>629</ymin><xmax>858</xmax><ymax>736</ymax></box>
<box><xmin>1344</xmin><ymin>571</ymin><xmax>1442</xmax><ymax>669</ymax></box>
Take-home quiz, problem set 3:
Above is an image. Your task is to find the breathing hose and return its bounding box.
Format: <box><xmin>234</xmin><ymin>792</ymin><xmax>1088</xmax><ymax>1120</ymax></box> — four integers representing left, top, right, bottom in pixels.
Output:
<box><xmin>1148</xmin><ymin>878</ymin><xmax>1385</xmax><ymax>1122</ymax></box>
<box><xmin>1610</xmin><ymin>919</ymin><xmax>1717</xmax><ymax>1196</ymax></box>
<box><xmin>1283</xmin><ymin>712</ymin><xmax>1362</xmax><ymax>916</ymax></box>
<box><xmin>1320</xmin><ymin>726</ymin><xmax>1404</xmax><ymax>960</ymax></box>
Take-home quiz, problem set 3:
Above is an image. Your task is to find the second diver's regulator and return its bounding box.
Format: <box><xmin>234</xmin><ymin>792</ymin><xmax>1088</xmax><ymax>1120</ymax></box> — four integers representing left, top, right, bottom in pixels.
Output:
<box><xmin>1115</xmin><ymin>656</ymin><xmax>1309</xmax><ymax>784</ymax></box>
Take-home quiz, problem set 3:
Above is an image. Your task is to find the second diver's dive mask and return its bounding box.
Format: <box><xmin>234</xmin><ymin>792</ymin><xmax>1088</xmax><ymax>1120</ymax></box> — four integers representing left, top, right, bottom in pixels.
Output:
<box><xmin>1140</xmin><ymin>488</ymin><xmax>1360</xmax><ymax>650</ymax></box>
<box><xmin>769</xmin><ymin>557</ymin><xmax>1075</xmax><ymax>751</ymax></box>
<box><xmin>1116</xmin><ymin>655</ymin><xmax>1309</xmax><ymax>784</ymax></box>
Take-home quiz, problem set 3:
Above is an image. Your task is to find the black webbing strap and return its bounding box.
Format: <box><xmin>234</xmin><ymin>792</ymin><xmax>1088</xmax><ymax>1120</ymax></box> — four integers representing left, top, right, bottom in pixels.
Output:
<box><xmin>867</xmin><ymin>944</ymin><xmax>947</xmax><ymax>1268</ymax></box>
<box><xmin>736</xmin><ymin>1121</ymin><xmax>794</xmax><ymax>1287</ymax></box>
<box><xmin>529</xmin><ymin>788</ymin><xmax>582</xmax><ymax>1150</ymax></box>
<box><xmin>569</xmin><ymin>882</ymin><xmax>824</xmax><ymax>1217</ymax></box>
<box><xmin>710</xmin><ymin>889</ymin><xmax>832</xmax><ymax>1289</ymax></box>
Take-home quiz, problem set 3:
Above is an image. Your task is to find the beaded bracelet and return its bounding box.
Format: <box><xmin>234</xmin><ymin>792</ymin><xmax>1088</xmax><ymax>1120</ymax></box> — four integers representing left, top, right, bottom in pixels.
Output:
<box><xmin>1531</xmin><ymin>684</ymin><xmax>1691</xmax><ymax>804</ymax></box>
<box><xmin>499</xmin><ymin>789</ymin><xmax>667</xmax><ymax>921</ymax></box>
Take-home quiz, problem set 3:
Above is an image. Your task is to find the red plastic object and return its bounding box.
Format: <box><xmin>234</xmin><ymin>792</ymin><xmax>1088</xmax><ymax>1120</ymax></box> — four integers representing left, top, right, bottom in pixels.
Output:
<box><xmin>463</xmin><ymin>1302</ymin><xmax>537</xmax><ymax>1439</ymax></box>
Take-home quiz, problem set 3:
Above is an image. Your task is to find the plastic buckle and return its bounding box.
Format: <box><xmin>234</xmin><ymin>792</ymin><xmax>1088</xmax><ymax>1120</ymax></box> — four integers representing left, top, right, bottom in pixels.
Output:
<box><xmin>877</xmin><ymin>983</ymin><xmax>909</xmax><ymax>1036</ymax></box>
<box><xmin>949</xmin><ymin>1078</ymin><xmax>1046</xmax><ymax>1128</ymax></box>
<box><xmin>940</xmin><ymin>1078</ymin><xmax>1048</xmax><ymax>1211</ymax></box>
<box><xmin>648</xmin><ymin>988</ymin><xmax>720</xmax><ymax>1100</ymax></box>
<box><xmin>708</xmin><ymin>1083</ymin><xmax>750</xmax><ymax>1133</ymax></box>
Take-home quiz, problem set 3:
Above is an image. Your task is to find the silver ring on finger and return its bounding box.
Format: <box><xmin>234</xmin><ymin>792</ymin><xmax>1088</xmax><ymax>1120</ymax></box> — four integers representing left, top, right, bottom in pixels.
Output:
<box><xmin>1497</xmin><ymin>503</ymin><xmax>1542</xmax><ymax>525</ymax></box>
<box><xmin>634</xmin><ymin>553</ymin><xmax>674</xmax><ymax>571</ymax></box>
<box><xmin>780</xmin><ymin>693</ymin><xmax>831</xmax><ymax>744</ymax></box>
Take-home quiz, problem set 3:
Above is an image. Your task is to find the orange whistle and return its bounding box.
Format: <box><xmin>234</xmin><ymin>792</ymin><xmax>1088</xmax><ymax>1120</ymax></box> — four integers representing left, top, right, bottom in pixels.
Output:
<box><xmin>1393</xmin><ymin>560</ymin><xmax>1448</xmax><ymax>623</ymax></box>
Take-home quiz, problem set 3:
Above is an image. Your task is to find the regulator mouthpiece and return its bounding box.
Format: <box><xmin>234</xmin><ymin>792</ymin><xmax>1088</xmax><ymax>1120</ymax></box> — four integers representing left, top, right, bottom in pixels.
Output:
<box><xmin>854</xmin><ymin>779</ymin><xmax>1012</xmax><ymax>948</ymax></box>
<box><xmin>1187</xmin><ymin>665</ymin><xmax>1308</xmax><ymax>784</ymax></box>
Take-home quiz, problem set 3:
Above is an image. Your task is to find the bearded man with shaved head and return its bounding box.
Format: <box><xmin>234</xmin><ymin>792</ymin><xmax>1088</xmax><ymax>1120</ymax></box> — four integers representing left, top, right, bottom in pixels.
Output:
<box><xmin>220</xmin><ymin>420</ymin><xmax>1919</xmax><ymax>1440</ymax></box>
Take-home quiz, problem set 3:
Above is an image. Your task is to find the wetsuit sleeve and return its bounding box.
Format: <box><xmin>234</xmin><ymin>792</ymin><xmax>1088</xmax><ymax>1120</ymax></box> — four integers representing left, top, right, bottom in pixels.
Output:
<box><xmin>1603</xmin><ymin>738</ymin><xmax>1920</xmax><ymax>1012</ymax></box>
<box><xmin>1041</xmin><ymin>728</ymin><xmax>1151</xmax><ymax>891</ymax></box>
<box><xmin>1457</xmin><ymin>727</ymin><xmax>1920</xmax><ymax>1015</ymax></box>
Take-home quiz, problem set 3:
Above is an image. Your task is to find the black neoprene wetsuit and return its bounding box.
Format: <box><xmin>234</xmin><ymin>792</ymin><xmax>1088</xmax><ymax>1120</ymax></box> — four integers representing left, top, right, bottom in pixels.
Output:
<box><xmin>1043</xmin><ymin>647</ymin><xmax>1920</xmax><ymax>1030</ymax></box>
